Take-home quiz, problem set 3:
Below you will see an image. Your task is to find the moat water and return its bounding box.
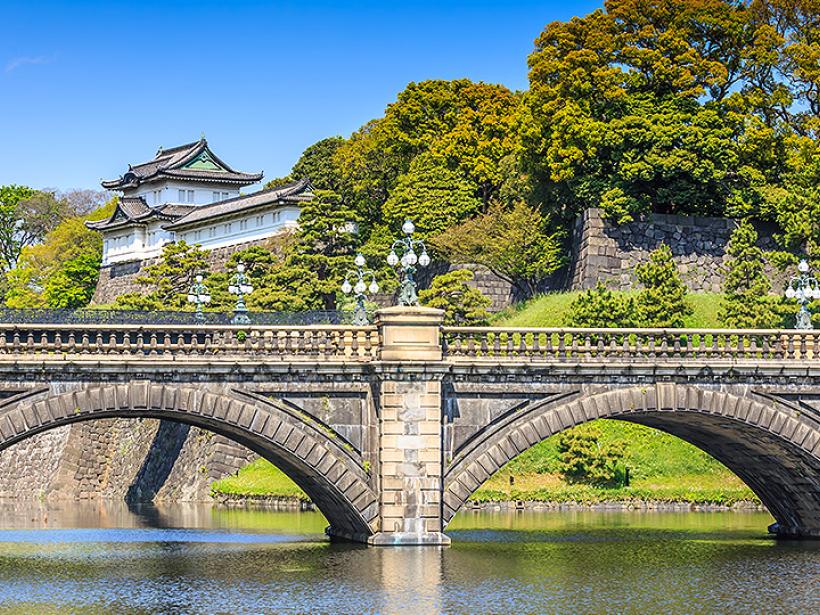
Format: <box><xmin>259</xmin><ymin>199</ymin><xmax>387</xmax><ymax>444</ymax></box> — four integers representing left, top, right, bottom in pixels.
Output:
<box><xmin>0</xmin><ymin>502</ymin><xmax>816</xmax><ymax>613</ymax></box>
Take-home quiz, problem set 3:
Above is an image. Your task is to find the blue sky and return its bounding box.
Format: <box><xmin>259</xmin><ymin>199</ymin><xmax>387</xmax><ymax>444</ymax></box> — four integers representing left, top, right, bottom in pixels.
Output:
<box><xmin>0</xmin><ymin>1</ymin><xmax>602</xmax><ymax>191</ymax></box>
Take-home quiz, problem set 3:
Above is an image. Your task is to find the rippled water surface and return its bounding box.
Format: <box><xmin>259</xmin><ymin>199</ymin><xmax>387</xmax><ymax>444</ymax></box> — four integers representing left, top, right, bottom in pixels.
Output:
<box><xmin>0</xmin><ymin>502</ymin><xmax>816</xmax><ymax>613</ymax></box>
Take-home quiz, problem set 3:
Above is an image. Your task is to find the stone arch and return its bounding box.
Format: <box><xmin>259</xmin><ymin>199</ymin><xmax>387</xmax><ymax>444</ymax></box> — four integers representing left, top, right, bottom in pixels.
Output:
<box><xmin>0</xmin><ymin>382</ymin><xmax>378</xmax><ymax>541</ymax></box>
<box><xmin>443</xmin><ymin>383</ymin><xmax>820</xmax><ymax>538</ymax></box>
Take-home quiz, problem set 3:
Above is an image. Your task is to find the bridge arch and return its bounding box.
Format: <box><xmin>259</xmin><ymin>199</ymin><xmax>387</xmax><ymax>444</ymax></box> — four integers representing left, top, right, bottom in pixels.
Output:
<box><xmin>0</xmin><ymin>382</ymin><xmax>378</xmax><ymax>541</ymax></box>
<box><xmin>443</xmin><ymin>384</ymin><xmax>820</xmax><ymax>538</ymax></box>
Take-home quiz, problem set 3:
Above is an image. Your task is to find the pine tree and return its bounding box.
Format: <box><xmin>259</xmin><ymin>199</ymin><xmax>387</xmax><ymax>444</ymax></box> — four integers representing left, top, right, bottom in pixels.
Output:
<box><xmin>290</xmin><ymin>190</ymin><xmax>358</xmax><ymax>310</ymax></box>
<box><xmin>719</xmin><ymin>220</ymin><xmax>780</xmax><ymax>328</ymax></box>
<box><xmin>419</xmin><ymin>269</ymin><xmax>491</xmax><ymax>325</ymax></box>
<box><xmin>565</xmin><ymin>282</ymin><xmax>637</xmax><ymax>328</ymax></box>
<box><xmin>634</xmin><ymin>244</ymin><xmax>692</xmax><ymax>328</ymax></box>
<box><xmin>113</xmin><ymin>241</ymin><xmax>209</xmax><ymax>310</ymax></box>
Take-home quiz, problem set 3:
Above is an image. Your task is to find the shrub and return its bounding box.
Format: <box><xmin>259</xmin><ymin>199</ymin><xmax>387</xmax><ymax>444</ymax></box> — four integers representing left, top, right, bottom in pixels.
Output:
<box><xmin>634</xmin><ymin>243</ymin><xmax>692</xmax><ymax>327</ymax></box>
<box><xmin>719</xmin><ymin>220</ymin><xmax>781</xmax><ymax>328</ymax></box>
<box><xmin>419</xmin><ymin>269</ymin><xmax>491</xmax><ymax>325</ymax></box>
<box><xmin>564</xmin><ymin>282</ymin><xmax>636</xmax><ymax>328</ymax></box>
<box><xmin>556</xmin><ymin>425</ymin><xmax>625</xmax><ymax>488</ymax></box>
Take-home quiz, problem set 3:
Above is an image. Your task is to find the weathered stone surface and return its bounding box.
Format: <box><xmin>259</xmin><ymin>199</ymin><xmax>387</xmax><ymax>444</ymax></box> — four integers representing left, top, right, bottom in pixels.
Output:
<box><xmin>570</xmin><ymin>208</ymin><xmax>783</xmax><ymax>293</ymax></box>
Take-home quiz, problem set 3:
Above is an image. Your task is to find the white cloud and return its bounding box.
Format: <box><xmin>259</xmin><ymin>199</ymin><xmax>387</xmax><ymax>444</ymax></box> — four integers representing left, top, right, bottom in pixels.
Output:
<box><xmin>5</xmin><ymin>55</ymin><xmax>54</xmax><ymax>73</ymax></box>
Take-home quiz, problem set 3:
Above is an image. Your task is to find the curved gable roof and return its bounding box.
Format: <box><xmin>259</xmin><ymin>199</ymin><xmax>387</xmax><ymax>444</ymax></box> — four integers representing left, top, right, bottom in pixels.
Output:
<box><xmin>101</xmin><ymin>138</ymin><xmax>263</xmax><ymax>190</ymax></box>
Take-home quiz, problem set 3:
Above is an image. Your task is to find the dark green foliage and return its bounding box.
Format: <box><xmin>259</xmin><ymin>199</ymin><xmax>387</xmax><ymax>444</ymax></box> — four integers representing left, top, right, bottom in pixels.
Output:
<box><xmin>418</xmin><ymin>269</ymin><xmax>491</xmax><ymax>326</ymax></box>
<box><xmin>719</xmin><ymin>220</ymin><xmax>781</xmax><ymax>328</ymax></box>
<box><xmin>564</xmin><ymin>283</ymin><xmax>637</xmax><ymax>328</ymax></box>
<box><xmin>634</xmin><ymin>244</ymin><xmax>692</xmax><ymax>328</ymax></box>
<box><xmin>556</xmin><ymin>424</ymin><xmax>625</xmax><ymax>488</ymax></box>
<box><xmin>113</xmin><ymin>241</ymin><xmax>209</xmax><ymax>310</ymax></box>
<box><xmin>290</xmin><ymin>190</ymin><xmax>358</xmax><ymax>310</ymax></box>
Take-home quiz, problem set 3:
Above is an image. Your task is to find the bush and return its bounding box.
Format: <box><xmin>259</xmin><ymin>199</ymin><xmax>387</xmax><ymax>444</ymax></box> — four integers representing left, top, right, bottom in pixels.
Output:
<box><xmin>634</xmin><ymin>243</ymin><xmax>692</xmax><ymax>327</ymax></box>
<box><xmin>564</xmin><ymin>282</ymin><xmax>636</xmax><ymax>328</ymax></box>
<box><xmin>719</xmin><ymin>220</ymin><xmax>781</xmax><ymax>328</ymax></box>
<box><xmin>419</xmin><ymin>269</ymin><xmax>491</xmax><ymax>325</ymax></box>
<box><xmin>556</xmin><ymin>425</ymin><xmax>625</xmax><ymax>488</ymax></box>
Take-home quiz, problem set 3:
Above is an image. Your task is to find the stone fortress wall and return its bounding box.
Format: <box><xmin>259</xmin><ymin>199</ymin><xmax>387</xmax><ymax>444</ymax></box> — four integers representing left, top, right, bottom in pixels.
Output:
<box><xmin>0</xmin><ymin>208</ymin><xmax>787</xmax><ymax>504</ymax></box>
<box><xmin>570</xmin><ymin>208</ymin><xmax>782</xmax><ymax>293</ymax></box>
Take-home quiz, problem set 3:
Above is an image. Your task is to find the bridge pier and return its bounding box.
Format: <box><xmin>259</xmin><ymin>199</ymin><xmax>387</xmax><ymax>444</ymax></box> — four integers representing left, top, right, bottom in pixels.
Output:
<box><xmin>368</xmin><ymin>307</ymin><xmax>450</xmax><ymax>546</ymax></box>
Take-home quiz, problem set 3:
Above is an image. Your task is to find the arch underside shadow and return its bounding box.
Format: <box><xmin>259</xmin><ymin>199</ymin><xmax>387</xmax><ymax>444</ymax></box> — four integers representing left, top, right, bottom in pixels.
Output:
<box><xmin>0</xmin><ymin>383</ymin><xmax>378</xmax><ymax>541</ymax></box>
<box><xmin>444</xmin><ymin>384</ymin><xmax>820</xmax><ymax>538</ymax></box>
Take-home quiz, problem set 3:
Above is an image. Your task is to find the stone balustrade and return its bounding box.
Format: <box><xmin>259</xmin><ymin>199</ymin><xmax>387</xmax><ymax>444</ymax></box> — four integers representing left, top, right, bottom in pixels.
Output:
<box><xmin>0</xmin><ymin>324</ymin><xmax>380</xmax><ymax>361</ymax></box>
<box><xmin>442</xmin><ymin>327</ymin><xmax>820</xmax><ymax>362</ymax></box>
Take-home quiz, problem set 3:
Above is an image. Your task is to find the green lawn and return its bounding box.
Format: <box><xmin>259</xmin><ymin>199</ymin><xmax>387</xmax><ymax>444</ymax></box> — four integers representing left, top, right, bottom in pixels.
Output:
<box><xmin>493</xmin><ymin>291</ymin><xmax>724</xmax><ymax>329</ymax></box>
<box><xmin>210</xmin><ymin>290</ymin><xmax>756</xmax><ymax>506</ymax></box>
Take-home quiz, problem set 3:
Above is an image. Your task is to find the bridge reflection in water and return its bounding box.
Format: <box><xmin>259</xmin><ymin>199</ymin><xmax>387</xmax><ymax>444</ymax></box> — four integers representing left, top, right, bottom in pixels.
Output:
<box><xmin>0</xmin><ymin>305</ymin><xmax>818</xmax><ymax>544</ymax></box>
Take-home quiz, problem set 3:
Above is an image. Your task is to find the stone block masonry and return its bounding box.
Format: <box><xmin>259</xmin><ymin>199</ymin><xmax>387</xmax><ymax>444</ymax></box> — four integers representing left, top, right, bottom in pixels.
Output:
<box><xmin>570</xmin><ymin>208</ymin><xmax>781</xmax><ymax>293</ymax></box>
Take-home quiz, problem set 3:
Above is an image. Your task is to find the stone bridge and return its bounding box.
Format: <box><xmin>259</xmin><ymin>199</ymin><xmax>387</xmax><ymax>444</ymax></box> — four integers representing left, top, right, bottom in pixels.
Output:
<box><xmin>0</xmin><ymin>307</ymin><xmax>818</xmax><ymax>545</ymax></box>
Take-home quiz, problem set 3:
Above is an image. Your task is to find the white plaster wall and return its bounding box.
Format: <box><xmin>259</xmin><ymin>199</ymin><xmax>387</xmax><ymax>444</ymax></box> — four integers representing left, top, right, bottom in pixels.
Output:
<box><xmin>178</xmin><ymin>205</ymin><xmax>300</xmax><ymax>250</ymax></box>
<box><xmin>125</xmin><ymin>182</ymin><xmax>240</xmax><ymax>207</ymax></box>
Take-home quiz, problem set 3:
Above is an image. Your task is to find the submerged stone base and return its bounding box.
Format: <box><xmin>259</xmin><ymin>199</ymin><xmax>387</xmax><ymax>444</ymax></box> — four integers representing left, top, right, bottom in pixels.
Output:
<box><xmin>368</xmin><ymin>531</ymin><xmax>451</xmax><ymax>546</ymax></box>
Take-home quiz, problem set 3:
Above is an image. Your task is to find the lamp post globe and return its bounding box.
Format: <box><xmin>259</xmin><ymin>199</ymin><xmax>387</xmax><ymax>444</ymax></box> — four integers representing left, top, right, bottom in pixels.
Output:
<box><xmin>388</xmin><ymin>219</ymin><xmax>429</xmax><ymax>306</ymax></box>
<box><xmin>785</xmin><ymin>258</ymin><xmax>818</xmax><ymax>329</ymax></box>
<box><xmin>229</xmin><ymin>262</ymin><xmax>253</xmax><ymax>325</ymax></box>
<box><xmin>341</xmin><ymin>253</ymin><xmax>378</xmax><ymax>326</ymax></box>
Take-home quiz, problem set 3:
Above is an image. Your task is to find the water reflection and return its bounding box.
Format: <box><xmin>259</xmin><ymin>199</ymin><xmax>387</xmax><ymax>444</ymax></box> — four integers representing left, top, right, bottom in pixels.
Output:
<box><xmin>0</xmin><ymin>501</ymin><xmax>815</xmax><ymax>613</ymax></box>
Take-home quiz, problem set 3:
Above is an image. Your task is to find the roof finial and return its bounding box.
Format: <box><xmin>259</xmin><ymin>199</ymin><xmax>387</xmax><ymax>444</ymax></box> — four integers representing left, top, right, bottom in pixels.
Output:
<box><xmin>200</xmin><ymin>131</ymin><xmax>206</xmax><ymax>140</ymax></box>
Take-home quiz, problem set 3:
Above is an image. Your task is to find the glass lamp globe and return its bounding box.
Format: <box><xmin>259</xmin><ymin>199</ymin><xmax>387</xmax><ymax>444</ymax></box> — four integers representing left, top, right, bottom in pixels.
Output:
<box><xmin>229</xmin><ymin>285</ymin><xmax>238</xmax><ymax>294</ymax></box>
<box><xmin>813</xmin><ymin>286</ymin><xmax>820</xmax><ymax>300</ymax></box>
<box><xmin>786</xmin><ymin>286</ymin><xmax>796</xmax><ymax>299</ymax></box>
<box><xmin>187</xmin><ymin>294</ymin><xmax>196</xmax><ymax>303</ymax></box>
<box><xmin>237</xmin><ymin>263</ymin><xmax>246</xmax><ymax>273</ymax></box>
<box><xmin>796</xmin><ymin>289</ymin><xmax>805</xmax><ymax>301</ymax></box>
<box><xmin>354</xmin><ymin>254</ymin><xmax>366</xmax><ymax>268</ymax></box>
<box><xmin>406</xmin><ymin>250</ymin><xmax>418</xmax><ymax>265</ymax></box>
<box><xmin>341</xmin><ymin>280</ymin><xmax>352</xmax><ymax>294</ymax></box>
<box><xmin>201</xmin><ymin>294</ymin><xmax>211</xmax><ymax>304</ymax></box>
<box><xmin>195</xmin><ymin>274</ymin><xmax>203</xmax><ymax>283</ymax></box>
<box><xmin>418</xmin><ymin>251</ymin><xmax>430</xmax><ymax>267</ymax></box>
<box><xmin>387</xmin><ymin>251</ymin><xmax>399</xmax><ymax>266</ymax></box>
<box><xmin>799</xmin><ymin>259</ymin><xmax>809</xmax><ymax>273</ymax></box>
<box><xmin>400</xmin><ymin>254</ymin><xmax>409</xmax><ymax>268</ymax></box>
<box><xmin>354</xmin><ymin>281</ymin><xmax>366</xmax><ymax>294</ymax></box>
<box><xmin>240</xmin><ymin>284</ymin><xmax>253</xmax><ymax>294</ymax></box>
<box><xmin>368</xmin><ymin>281</ymin><xmax>379</xmax><ymax>294</ymax></box>
<box><xmin>402</xmin><ymin>219</ymin><xmax>415</xmax><ymax>235</ymax></box>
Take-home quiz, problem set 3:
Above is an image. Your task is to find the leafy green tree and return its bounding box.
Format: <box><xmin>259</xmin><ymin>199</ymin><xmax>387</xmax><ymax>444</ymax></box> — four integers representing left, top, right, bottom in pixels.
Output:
<box><xmin>113</xmin><ymin>241</ymin><xmax>209</xmax><ymax>310</ymax></box>
<box><xmin>430</xmin><ymin>201</ymin><xmax>563</xmax><ymax>297</ymax></box>
<box><xmin>43</xmin><ymin>251</ymin><xmax>103</xmax><ymax>308</ymax></box>
<box><xmin>719</xmin><ymin>220</ymin><xmax>781</xmax><ymax>328</ymax></box>
<box><xmin>336</xmin><ymin>79</ymin><xmax>521</xmax><ymax>230</ymax></box>
<box><xmin>419</xmin><ymin>269</ymin><xmax>491</xmax><ymax>325</ymax></box>
<box><xmin>0</xmin><ymin>185</ymin><xmax>36</xmax><ymax>271</ymax></box>
<box><xmin>634</xmin><ymin>244</ymin><xmax>692</xmax><ymax>328</ymax></box>
<box><xmin>382</xmin><ymin>154</ymin><xmax>482</xmax><ymax>237</ymax></box>
<box><xmin>4</xmin><ymin>200</ymin><xmax>113</xmax><ymax>308</ymax></box>
<box><xmin>291</xmin><ymin>136</ymin><xmax>345</xmax><ymax>191</ymax></box>
<box><xmin>556</xmin><ymin>424</ymin><xmax>625</xmax><ymax>488</ymax></box>
<box><xmin>564</xmin><ymin>282</ymin><xmax>637</xmax><ymax>328</ymax></box>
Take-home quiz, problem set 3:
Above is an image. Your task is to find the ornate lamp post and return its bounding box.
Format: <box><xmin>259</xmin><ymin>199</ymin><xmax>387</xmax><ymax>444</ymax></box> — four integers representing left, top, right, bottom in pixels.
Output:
<box><xmin>785</xmin><ymin>259</ymin><xmax>820</xmax><ymax>329</ymax></box>
<box><xmin>341</xmin><ymin>254</ymin><xmax>379</xmax><ymax>325</ymax></box>
<box><xmin>228</xmin><ymin>262</ymin><xmax>254</xmax><ymax>325</ymax></box>
<box><xmin>186</xmin><ymin>274</ymin><xmax>211</xmax><ymax>323</ymax></box>
<box><xmin>387</xmin><ymin>219</ymin><xmax>430</xmax><ymax>306</ymax></box>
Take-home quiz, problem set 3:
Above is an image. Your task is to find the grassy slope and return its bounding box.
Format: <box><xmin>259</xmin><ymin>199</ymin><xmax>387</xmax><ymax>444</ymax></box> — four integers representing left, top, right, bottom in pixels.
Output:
<box><xmin>212</xmin><ymin>291</ymin><xmax>757</xmax><ymax>505</ymax></box>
